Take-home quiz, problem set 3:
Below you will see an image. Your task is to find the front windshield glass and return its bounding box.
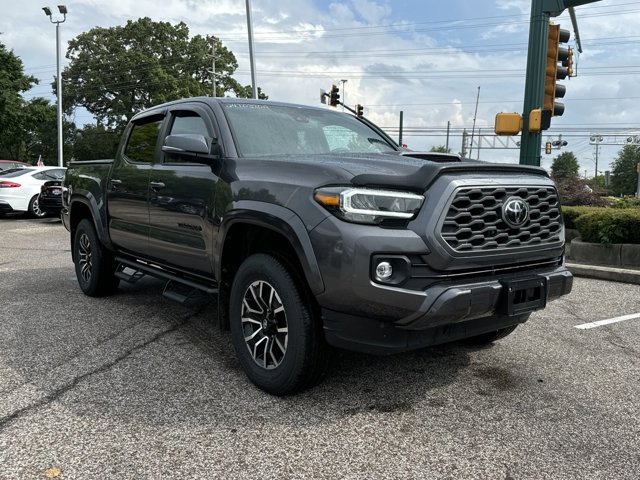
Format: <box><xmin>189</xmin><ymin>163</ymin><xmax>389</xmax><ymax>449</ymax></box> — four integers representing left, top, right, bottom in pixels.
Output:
<box><xmin>221</xmin><ymin>103</ymin><xmax>397</xmax><ymax>157</ymax></box>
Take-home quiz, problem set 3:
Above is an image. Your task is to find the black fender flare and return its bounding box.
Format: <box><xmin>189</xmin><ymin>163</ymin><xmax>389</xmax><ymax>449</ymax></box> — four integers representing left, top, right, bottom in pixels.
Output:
<box><xmin>68</xmin><ymin>193</ymin><xmax>114</xmax><ymax>252</ymax></box>
<box><xmin>216</xmin><ymin>201</ymin><xmax>325</xmax><ymax>295</ymax></box>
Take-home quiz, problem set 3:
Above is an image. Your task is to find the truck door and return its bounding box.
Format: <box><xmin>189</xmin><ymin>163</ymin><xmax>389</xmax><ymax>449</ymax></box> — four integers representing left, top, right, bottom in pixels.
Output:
<box><xmin>107</xmin><ymin>113</ymin><xmax>164</xmax><ymax>254</ymax></box>
<box><xmin>147</xmin><ymin>105</ymin><xmax>219</xmax><ymax>276</ymax></box>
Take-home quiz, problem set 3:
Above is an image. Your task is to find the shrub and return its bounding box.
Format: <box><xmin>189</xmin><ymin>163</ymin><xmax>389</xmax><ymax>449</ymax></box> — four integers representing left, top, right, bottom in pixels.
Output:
<box><xmin>554</xmin><ymin>178</ymin><xmax>610</xmax><ymax>206</ymax></box>
<box><xmin>561</xmin><ymin>206</ymin><xmax>606</xmax><ymax>229</ymax></box>
<box><xmin>574</xmin><ymin>209</ymin><xmax>640</xmax><ymax>244</ymax></box>
<box><xmin>609</xmin><ymin>196</ymin><xmax>640</xmax><ymax>209</ymax></box>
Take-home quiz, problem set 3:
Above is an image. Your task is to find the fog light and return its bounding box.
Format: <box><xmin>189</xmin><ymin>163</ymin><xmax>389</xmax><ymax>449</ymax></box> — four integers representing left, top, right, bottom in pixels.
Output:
<box><xmin>375</xmin><ymin>261</ymin><xmax>393</xmax><ymax>281</ymax></box>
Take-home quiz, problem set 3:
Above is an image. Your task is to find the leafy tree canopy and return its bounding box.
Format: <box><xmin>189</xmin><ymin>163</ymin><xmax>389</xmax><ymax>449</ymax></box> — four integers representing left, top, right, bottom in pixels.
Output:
<box><xmin>550</xmin><ymin>151</ymin><xmax>580</xmax><ymax>181</ymax></box>
<box><xmin>60</xmin><ymin>18</ymin><xmax>267</xmax><ymax>129</ymax></box>
<box><xmin>610</xmin><ymin>144</ymin><xmax>640</xmax><ymax>196</ymax></box>
<box><xmin>73</xmin><ymin>124</ymin><xmax>120</xmax><ymax>161</ymax></box>
<box><xmin>0</xmin><ymin>38</ymin><xmax>38</xmax><ymax>159</ymax></box>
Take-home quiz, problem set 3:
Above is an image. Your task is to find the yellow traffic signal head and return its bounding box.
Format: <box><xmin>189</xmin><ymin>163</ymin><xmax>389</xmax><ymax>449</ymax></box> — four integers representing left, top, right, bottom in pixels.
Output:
<box><xmin>544</xmin><ymin>24</ymin><xmax>571</xmax><ymax>118</ymax></box>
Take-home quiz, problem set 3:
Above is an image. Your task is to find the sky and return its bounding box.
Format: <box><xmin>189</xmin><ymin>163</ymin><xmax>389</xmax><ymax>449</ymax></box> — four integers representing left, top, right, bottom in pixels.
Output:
<box><xmin>1</xmin><ymin>0</ymin><xmax>640</xmax><ymax>176</ymax></box>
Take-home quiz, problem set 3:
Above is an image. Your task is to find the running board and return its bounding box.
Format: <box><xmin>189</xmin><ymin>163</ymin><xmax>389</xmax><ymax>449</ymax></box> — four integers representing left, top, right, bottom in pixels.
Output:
<box><xmin>114</xmin><ymin>256</ymin><xmax>218</xmax><ymax>295</ymax></box>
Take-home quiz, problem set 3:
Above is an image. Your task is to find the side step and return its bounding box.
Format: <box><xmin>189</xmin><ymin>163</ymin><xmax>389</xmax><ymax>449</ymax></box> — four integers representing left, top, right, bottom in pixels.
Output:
<box><xmin>114</xmin><ymin>267</ymin><xmax>145</xmax><ymax>284</ymax></box>
<box><xmin>162</xmin><ymin>280</ymin><xmax>212</xmax><ymax>306</ymax></box>
<box><xmin>114</xmin><ymin>256</ymin><xmax>218</xmax><ymax>300</ymax></box>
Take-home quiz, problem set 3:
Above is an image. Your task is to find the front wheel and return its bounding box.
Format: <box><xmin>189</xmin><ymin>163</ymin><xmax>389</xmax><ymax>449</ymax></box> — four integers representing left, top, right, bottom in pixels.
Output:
<box><xmin>73</xmin><ymin>219</ymin><xmax>119</xmax><ymax>296</ymax></box>
<box><xmin>229</xmin><ymin>254</ymin><xmax>329</xmax><ymax>395</ymax></box>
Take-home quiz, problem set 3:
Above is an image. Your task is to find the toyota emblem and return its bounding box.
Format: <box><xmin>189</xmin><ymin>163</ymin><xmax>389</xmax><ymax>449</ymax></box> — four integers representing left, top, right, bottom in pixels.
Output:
<box><xmin>502</xmin><ymin>197</ymin><xmax>529</xmax><ymax>228</ymax></box>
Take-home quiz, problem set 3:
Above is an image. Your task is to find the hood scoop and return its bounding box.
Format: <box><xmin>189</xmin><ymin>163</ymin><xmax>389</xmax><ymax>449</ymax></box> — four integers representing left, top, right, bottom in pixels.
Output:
<box><xmin>400</xmin><ymin>152</ymin><xmax>461</xmax><ymax>163</ymax></box>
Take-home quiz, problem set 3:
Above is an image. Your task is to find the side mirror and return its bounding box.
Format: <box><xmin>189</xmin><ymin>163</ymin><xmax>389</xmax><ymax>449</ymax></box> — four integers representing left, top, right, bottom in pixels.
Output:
<box><xmin>162</xmin><ymin>134</ymin><xmax>221</xmax><ymax>163</ymax></box>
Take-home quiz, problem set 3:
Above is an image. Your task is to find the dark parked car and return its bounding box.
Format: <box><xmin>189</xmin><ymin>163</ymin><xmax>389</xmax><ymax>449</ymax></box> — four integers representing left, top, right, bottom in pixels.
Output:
<box><xmin>38</xmin><ymin>179</ymin><xmax>64</xmax><ymax>217</ymax></box>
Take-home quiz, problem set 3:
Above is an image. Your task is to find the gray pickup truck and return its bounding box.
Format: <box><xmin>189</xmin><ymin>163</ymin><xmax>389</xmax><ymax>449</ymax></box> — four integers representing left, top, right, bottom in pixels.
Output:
<box><xmin>62</xmin><ymin>97</ymin><xmax>573</xmax><ymax>394</ymax></box>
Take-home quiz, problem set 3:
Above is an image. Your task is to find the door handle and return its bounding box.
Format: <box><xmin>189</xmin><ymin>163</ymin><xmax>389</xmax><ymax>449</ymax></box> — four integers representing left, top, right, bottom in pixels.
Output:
<box><xmin>150</xmin><ymin>181</ymin><xmax>166</xmax><ymax>191</ymax></box>
<box><xmin>110</xmin><ymin>179</ymin><xmax>122</xmax><ymax>190</ymax></box>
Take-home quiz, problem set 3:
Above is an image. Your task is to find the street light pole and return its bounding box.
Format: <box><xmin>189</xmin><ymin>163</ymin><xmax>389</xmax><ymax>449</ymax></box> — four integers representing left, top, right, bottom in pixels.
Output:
<box><xmin>43</xmin><ymin>5</ymin><xmax>67</xmax><ymax>167</ymax></box>
<box><xmin>245</xmin><ymin>0</ymin><xmax>258</xmax><ymax>99</ymax></box>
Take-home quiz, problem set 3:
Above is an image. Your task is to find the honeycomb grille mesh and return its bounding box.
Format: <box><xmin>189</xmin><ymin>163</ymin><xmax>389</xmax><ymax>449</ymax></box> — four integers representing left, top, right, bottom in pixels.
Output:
<box><xmin>440</xmin><ymin>186</ymin><xmax>562</xmax><ymax>252</ymax></box>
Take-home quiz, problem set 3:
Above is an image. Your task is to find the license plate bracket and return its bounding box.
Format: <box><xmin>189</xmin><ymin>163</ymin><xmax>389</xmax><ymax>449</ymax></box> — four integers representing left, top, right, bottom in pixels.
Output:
<box><xmin>499</xmin><ymin>277</ymin><xmax>547</xmax><ymax>316</ymax></box>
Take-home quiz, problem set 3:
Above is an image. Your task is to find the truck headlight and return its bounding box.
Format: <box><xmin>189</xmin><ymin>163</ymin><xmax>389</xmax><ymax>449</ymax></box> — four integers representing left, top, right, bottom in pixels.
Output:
<box><xmin>314</xmin><ymin>187</ymin><xmax>424</xmax><ymax>225</ymax></box>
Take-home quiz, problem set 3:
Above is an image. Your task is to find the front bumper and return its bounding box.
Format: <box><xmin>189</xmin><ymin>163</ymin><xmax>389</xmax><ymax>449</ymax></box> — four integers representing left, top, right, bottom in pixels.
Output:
<box><xmin>310</xmin><ymin>215</ymin><xmax>573</xmax><ymax>354</ymax></box>
<box><xmin>321</xmin><ymin>267</ymin><xmax>572</xmax><ymax>354</ymax></box>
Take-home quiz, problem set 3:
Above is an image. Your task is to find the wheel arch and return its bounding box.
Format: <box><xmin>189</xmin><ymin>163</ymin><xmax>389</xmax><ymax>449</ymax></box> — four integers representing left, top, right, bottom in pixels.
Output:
<box><xmin>68</xmin><ymin>195</ymin><xmax>113</xmax><ymax>261</ymax></box>
<box><xmin>216</xmin><ymin>201</ymin><xmax>325</xmax><ymax>329</ymax></box>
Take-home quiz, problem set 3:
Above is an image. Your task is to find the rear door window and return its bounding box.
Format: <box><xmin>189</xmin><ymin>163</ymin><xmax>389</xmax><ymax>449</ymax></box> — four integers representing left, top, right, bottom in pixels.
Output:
<box><xmin>124</xmin><ymin>116</ymin><xmax>164</xmax><ymax>163</ymax></box>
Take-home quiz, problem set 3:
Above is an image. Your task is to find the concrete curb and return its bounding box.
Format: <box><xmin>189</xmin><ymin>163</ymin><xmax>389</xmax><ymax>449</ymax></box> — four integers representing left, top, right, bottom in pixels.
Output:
<box><xmin>567</xmin><ymin>239</ymin><xmax>640</xmax><ymax>268</ymax></box>
<box><xmin>566</xmin><ymin>262</ymin><xmax>640</xmax><ymax>285</ymax></box>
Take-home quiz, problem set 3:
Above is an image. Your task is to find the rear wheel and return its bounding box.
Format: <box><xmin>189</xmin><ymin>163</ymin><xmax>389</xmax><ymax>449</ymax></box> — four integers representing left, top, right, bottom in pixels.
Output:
<box><xmin>28</xmin><ymin>195</ymin><xmax>46</xmax><ymax>218</ymax></box>
<box><xmin>229</xmin><ymin>253</ymin><xmax>329</xmax><ymax>395</ymax></box>
<box><xmin>73</xmin><ymin>219</ymin><xmax>119</xmax><ymax>296</ymax></box>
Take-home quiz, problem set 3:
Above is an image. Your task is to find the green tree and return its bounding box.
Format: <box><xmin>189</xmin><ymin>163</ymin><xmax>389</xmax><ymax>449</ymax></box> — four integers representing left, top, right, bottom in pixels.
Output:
<box><xmin>60</xmin><ymin>18</ymin><xmax>267</xmax><ymax>129</ymax></box>
<box><xmin>610</xmin><ymin>144</ymin><xmax>640</xmax><ymax>196</ymax></box>
<box><xmin>430</xmin><ymin>145</ymin><xmax>451</xmax><ymax>153</ymax></box>
<box><xmin>73</xmin><ymin>124</ymin><xmax>121</xmax><ymax>161</ymax></box>
<box><xmin>550</xmin><ymin>151</ymin><xmax>579</xmax><ymax>181</ymax></box>
<box><xmin>0</xmin><ymin>38</ymin><xmax>37</xmax><ymax>159</ymax></box>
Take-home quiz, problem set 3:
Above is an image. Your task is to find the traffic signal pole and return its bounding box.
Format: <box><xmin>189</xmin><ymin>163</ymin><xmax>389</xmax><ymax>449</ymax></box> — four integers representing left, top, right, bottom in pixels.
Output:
<box><xmin>519</xmin><ymin>0</ymin><xmax>601</xmax><ymax>166</ymax></box>
<box><xmin>520</xmin><ymin>1</ymin><xmax>549</xmax><ymax>166</ymax></box>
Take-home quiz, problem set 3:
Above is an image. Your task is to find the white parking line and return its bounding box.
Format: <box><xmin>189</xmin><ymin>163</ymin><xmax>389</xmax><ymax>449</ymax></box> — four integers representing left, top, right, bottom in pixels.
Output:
<box><xmin>575</xmin><ymin>312</ymin><xmax>640</xmax><ymax>330</ymax></box>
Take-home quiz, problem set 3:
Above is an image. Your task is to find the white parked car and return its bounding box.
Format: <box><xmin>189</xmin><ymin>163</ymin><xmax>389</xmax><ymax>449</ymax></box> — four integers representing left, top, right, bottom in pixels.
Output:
<box><xmin>0</xmin><ymin>167</ymin><xmax>66</xmax><ymax>218</ymax></box>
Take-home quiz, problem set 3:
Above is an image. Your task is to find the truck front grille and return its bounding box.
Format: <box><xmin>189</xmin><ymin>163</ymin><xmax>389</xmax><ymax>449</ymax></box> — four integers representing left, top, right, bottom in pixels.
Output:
<box><xmin>440</xmin><ymin>186</ymin><xmax>562</xmax><ymax>252</ymax></box>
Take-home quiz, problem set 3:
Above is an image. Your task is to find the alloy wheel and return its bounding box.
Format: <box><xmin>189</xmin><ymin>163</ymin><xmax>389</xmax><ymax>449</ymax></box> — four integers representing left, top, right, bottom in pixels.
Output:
<box><xmin>241</xmin><ymin>280</ymin><xmax>288</xmax><ymax>369</ymax></box>
<box><xmin>32</xmin><ymin>198</ymin><xmax>45</xmax><ymax>217</ymax></box>
<box><xmin>78</xmin><ymin>233</ymin><xmax>93</xmax><ymax>283</ymax></box>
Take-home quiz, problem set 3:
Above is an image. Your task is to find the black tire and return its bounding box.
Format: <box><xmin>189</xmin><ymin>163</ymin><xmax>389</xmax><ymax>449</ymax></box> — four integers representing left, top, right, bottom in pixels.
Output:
<box><xmin>73</xmin><ymin>219</ymin><xmax>120</xmax><ymax>296</ymax></box>
<box><xmin>229</xmin><ymin>253</ymin><xmax>329</xmax><ymax>395</ymax></box>
<box><xmin>28</xmin><ymin>195</ymin><xmax>46</xmax><ymax>218</ymax></box>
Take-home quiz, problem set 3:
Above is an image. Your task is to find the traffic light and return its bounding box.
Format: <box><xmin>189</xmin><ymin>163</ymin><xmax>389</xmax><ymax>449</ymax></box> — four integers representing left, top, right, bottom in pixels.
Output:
<box><xmin>329</xmin><ymin>85</ymin><xmax>340</xmax><ymax>107</ymax></box>
<box><xmin>545</xmin><ymin>142</ymin><xmax>552</xmax><ymax>155</ymax></box>
<box><xmin>562</xmin><ymin>46</ymin><xmax>574</xmax><ymax>78</ymax></box>
<box><xmin>544</xmin><ymin>24</ymin><xmax>571</xmax><ymax>121</ymax></box>
<box><xmin>355</xmin><ymin>104</ymin><xmax>364</xmax><ymax>117</ymax></box>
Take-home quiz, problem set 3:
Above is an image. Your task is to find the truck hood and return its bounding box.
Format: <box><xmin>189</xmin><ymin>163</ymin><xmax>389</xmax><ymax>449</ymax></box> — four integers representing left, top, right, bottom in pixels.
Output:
<box><xmin>228</xmin><ymin>152</ymin><xmax>549</xmax><ymax>192</ymax></box>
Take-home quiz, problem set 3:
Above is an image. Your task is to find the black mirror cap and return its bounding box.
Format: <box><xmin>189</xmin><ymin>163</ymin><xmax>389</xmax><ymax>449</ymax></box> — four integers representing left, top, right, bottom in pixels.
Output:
<box><xmin>162</xmin><ymin>134</ymin><xmax>222</xmax><ymax>164</ymax></box>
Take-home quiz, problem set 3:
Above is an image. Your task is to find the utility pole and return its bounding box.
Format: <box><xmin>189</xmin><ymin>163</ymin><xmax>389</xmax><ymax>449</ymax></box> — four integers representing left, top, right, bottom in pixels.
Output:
<box><xmin>245</xmin><ymin>0</ymin><xmax>258</xmax><ymax>99</ymax></box>
<box><xmin>398</xmin><ymin>111</ymin><xmax>404</xmax><ymax>147</ymax></box>
<box><xmin>208</xmin><ymin>35</ymin><xmax>218</xmax><ymax>97</ymax></box>
<box><xmin>340</xmin><ymin>79</ymin><xmax>347</xmax><ymax>112</ymax></box>
<box><xmin>469</xmin><ymin>86</ymin><xmax>480</xmax><ymax>158</ymax></box>
<box><xmin>461</xmin><ymin>129</ymin><xmax>468</xmax><ymax>157</ymax></box>
<box><xmin>446</xmin><ymin>121</ymin><xmax>450</xmax><ymax>151</ymax></box>
<box><xmin>591</xmin><ymin>134</ymin><xmax>602</xmax><ymax>186</ymax></box>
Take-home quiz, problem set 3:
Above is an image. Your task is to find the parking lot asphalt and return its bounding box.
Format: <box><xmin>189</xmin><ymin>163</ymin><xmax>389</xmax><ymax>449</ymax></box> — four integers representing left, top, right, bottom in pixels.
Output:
<box><xmin>1</xmin><ymin>217</ymin><xmax>639</xmax><ymax>479</ymax></box>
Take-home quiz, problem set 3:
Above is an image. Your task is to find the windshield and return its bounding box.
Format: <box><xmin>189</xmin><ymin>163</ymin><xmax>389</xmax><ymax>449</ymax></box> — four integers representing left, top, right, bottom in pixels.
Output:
<box><xmin>222</xmin><ymin>103</ymin><xmax>397</xmax><ymax>157</ymax></box>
